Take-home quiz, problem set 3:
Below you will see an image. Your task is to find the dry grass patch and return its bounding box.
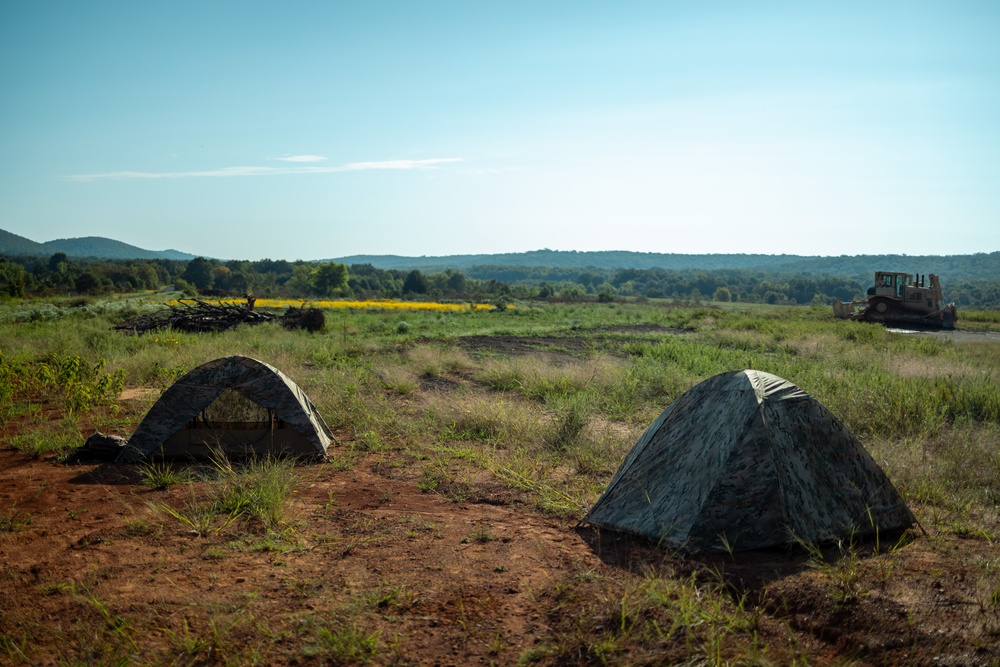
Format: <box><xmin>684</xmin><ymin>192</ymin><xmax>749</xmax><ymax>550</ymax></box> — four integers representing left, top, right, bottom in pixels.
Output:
<box><xmin>374</xmin><ymin>364</ymin><xmax>419</xmax><ymax>395</ymax></box>
<box><xmin>780</xmin><ymin>333</ymin><xmax>842</xmax><ymax>358</ymax></box>
<box><xmin>888</xmin><ymin>355</ymin><xmax>987</xmax><ymax>381</ymax></box>
<box><xmin>405</xmin><ymin>344</ymin><xmax>475</xmax><ymax>377</ymax></box>
<box><xmin>476</xmin><ymin>353</ymin><xmax>626</xmax><ymax>401</ymax></box>
<box><xmin>425</xmin><ymin>392</ymin><xmax>546</xmax><ymax>448</ymax></box>
<box><xmin>867</xmin><ymin>424</ymin><xmax>1000</xmax><ymax>534</ymax></box>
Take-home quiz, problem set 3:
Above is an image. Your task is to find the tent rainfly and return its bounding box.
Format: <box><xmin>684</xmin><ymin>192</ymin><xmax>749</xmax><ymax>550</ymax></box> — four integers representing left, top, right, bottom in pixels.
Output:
<box><xmin>116</xmin><ymin>356</ymin><xmax>333</xmax><ymax>463</ymax></box>
<box><xmin>582</xmin><ymin>370</ymin><xmax>915</xmax><ymax>553</ymax></box>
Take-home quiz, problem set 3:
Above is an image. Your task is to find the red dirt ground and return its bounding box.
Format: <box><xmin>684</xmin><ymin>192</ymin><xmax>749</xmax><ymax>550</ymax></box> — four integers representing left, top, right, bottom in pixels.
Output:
<box><xmin>3</xmin><ymin>442</ymin><xmax>1000</xmax><ymax>666</ymax></box>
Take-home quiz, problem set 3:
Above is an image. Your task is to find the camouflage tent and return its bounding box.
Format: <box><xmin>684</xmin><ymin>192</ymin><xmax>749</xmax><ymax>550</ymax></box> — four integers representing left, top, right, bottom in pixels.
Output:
<box><xmin>117</xmin><ymin>356</ymin><xmax>333</xmax><ymax>463</ymax></box>
<box><xmin>582</xmin><ymin>370</ymin><xmax>914</xmax><ymax>553</ymax></box>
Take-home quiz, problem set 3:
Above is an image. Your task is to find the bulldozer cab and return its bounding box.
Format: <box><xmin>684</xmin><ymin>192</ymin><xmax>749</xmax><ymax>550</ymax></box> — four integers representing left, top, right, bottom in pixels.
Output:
<box><xmin>873</xmin><ymin>272</ymin><xmax>911</xmax><ymax>299</ymax></box>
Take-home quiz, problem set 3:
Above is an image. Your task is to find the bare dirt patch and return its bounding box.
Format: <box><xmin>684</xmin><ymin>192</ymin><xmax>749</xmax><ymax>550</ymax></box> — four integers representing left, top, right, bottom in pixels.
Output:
<box><xmin>119</xmin><ymin>387</ymin><xmax>161</xmax><ymax>401</ymax></box>
<box><xmin>452</xmin><ymin>325</ymin><xmax>688</xmax><ymax>357</ymax></box>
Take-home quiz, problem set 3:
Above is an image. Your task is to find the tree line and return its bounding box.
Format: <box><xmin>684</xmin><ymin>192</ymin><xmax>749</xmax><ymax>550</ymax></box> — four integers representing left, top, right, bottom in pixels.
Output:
<box><xmin>2</xmin><ymin>253</ymin><xmax>999</xmax><ymax>309</ymax></box>
<box><xmin>0</xmin><ymin>254</ymin><xmax>507</xmax><ymax>301</ymax></box>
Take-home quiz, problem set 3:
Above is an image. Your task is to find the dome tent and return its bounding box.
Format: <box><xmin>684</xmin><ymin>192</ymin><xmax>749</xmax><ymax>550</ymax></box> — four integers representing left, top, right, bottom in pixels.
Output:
<box><xmin>582</xmin><ymin>370</ymin><xmax>914</xmax><ymax>553</ymax></box>
<box><xmin>117</xmin><ymin>356</ymin><xmax>333</xmax><ymax>463</ymax></box>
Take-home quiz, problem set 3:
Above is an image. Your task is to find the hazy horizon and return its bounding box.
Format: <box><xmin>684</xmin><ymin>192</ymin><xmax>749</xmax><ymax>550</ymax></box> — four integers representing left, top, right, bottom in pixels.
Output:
<box><xmin>2</xmin><ymin>2</ymin><xmax>998</xmax><ymax>261</ymax></box>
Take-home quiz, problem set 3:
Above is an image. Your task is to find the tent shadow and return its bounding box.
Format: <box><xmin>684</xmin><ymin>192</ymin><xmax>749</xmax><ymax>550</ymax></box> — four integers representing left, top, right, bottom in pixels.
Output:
<box><xmin>67</xmin><ymin>463</ymin><xmax>144</xmax><ymax>486</ymax></box>
<box><xmin>575</xmin><ymin>524</ymin><xmax>918</xmax><ymax>592</ymax></box>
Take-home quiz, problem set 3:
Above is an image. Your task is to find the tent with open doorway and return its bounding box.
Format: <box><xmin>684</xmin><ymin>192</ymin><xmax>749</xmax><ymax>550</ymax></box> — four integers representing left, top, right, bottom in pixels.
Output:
<box><xmin>116</xmin><ymin>356</ymin><xmax>333</xmax><ymax>463</ymax></box>
<box><xmin>581</xmin><ymin>369</ymin><xmax>915</xmax><ymax>553</ymax></box>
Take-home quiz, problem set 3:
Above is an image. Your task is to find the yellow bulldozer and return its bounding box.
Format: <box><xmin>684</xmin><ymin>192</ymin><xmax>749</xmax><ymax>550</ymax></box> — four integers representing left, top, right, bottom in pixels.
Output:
<box><xmin>833</xmin><ymin>271</ymin><xmax>957</xmax><ymax>329</ymax></box>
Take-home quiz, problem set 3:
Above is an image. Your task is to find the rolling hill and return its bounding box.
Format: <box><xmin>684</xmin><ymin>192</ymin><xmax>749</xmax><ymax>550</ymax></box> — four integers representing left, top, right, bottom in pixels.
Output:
<box><xmin>0</xmin><ymin>229</ymin><xmax>194</xmax><ymax>261</ymax></box>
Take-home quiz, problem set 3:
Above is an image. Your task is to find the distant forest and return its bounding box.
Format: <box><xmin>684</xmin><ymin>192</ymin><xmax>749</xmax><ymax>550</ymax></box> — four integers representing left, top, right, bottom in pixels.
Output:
<box><xmin>1</xmin><ymin>251</ymin><xmax>999</xmax><ymax>309</ymax></box>
<box><xmin>334</xmin><ymin>249</ymin><xmax>1000</xmax><ymax>283</ymax></box>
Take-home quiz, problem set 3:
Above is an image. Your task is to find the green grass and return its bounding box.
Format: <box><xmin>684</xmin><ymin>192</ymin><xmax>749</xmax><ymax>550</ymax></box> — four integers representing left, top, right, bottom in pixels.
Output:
<box><xmin>3</xmin><ymin>431</ymin><xmax>80</xmax><ymax>459</ymax></box>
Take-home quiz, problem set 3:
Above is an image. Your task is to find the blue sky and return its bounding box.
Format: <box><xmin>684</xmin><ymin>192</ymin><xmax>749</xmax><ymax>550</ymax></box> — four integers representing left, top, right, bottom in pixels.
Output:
<box><xmin>1</xmin><ymin>1</ymin><xmax>998</xmax><ymax>260</ymax></box>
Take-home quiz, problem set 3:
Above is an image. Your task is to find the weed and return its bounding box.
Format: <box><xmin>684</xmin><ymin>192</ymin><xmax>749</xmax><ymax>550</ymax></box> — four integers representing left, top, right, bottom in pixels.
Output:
<box><xmin>122</xmin><ymin>517</ymin><xmax>161</xmax><ymax>537</ymax></box>
<box><xmin>139</xmin><ymin>460</ymin><xmax>185</xmax><ymax>490</ymax></box>
<box><xmin>487</xmin><ymin>631</ymin><xmax>506</xmax><ymax>656</ymax></box>
<box><xmin>365</xmin><ymin>582</ymin><xmax>410</xmax><ymax>610</ymax></box>
<box><xmin>547</xmin><ymin>400</ymin><xmax>589</xmax><ymax>451</ymax></box>
<box><xmin>39</xmin><ymin>581</ymin><xmax>73</xmax><ymax>595</ymax></box>
<box><xmin>800</xmin><ymin>537</ymin><xmax>868</xmax><ymax>606</ymax></box>
<box><xmin>517</xmin><ymin>645</ymin><xmax>555</xmax><ymax>664</ymax></box>
<box><xmin>153</xmin><ymin>490</ymin><xmax>236</xmax><ymax>537</ymax></box>
<box><xmin>0</xmin><ymin>506</ymin><xmax>33</xmax><ymax>532</ymax></box>
<box><xmin>305</xmin><ymin>623</ymin><xmax>380</xmax><ymax>663</ymax></box>
<box><xmin>461</xmin><ymin>527</ymin><xmax>498</xmax><ymax>544</ymax></box>
<box><xmin>150</xmin><ymin>452</ymin><xmax>301</xmax><ymax>537</ymax></box>
<box><xmin>287</xmin><ymin>578</ymin><xmax>320</xmax><ymax>599</ymax></box>
<box><xmin>87</xmin><ymin>595</ymin><xmax>138</xmax><ymax>650</ymax></box>
<box><xmin>163</xmin><ymin>619</ymin><xmax>214</xmax><ymax>661</ymax></box>
<box><xmin>214</xmin><ymin>456</ymin><xmax>297</xmax><ymax>530</ymax></box>
<box><xmin>0</xmin><ymin>632</ymin><xmax>30</xmax><ymax>664</ymax></box>
<box><xmin>416</xmin><ymin>468</ymin><xmax>444</xmax><ymax>493</ymax></box>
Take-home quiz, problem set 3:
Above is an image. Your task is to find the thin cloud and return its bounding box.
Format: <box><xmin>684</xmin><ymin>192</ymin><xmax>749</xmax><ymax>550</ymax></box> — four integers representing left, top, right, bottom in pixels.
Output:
<box><xmin>343</xmin><ymin>158</ymin><xmax>463</xmax><ymax>171</ymax></box>
<box><xmin>66</xmin><ymin>158</ymin><xmax>463</xmax><ymax>182</ymax></box>
<box><xmin>274</xmin><ymin>155</ymin><xmax>328</xmax><ymax>162</ymax></box>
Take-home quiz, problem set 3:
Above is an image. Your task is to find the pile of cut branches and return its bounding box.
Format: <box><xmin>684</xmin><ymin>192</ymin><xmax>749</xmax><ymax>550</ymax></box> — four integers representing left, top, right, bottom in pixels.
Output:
<box><xmin>114</xmin><ymin>299</ymin><xmax>325</xmax><ymax>334</ymax></box>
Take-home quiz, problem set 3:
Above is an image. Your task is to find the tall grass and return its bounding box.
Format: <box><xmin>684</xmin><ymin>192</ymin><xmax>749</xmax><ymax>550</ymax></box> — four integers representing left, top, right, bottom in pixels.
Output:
<box><xmin>2</xmin><ymin>296</ymin><xmax>999</xmax><ymax>519</ymax></box>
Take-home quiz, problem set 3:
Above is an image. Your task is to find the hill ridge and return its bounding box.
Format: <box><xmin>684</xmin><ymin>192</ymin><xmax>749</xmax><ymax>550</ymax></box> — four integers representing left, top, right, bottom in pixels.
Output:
<box><xmin>0</xmin><ymin>229</ymin><xmax>194</xmax><ymax>261</ymax></box>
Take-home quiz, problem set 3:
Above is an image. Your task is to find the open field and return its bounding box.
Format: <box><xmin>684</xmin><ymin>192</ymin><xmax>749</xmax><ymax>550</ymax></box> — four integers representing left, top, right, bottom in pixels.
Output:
<box><xmin>2</xmin><ymin>296</ymin><xmax>1000</xmax><ymax>666</ymax></box>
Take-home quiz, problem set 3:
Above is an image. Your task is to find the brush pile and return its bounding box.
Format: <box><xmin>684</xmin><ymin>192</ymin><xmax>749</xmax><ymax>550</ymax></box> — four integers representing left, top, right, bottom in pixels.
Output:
<box><xmin>114</xmin><ymin>299</ymin><xmax>325</xmax><ymax>334</ymax></box>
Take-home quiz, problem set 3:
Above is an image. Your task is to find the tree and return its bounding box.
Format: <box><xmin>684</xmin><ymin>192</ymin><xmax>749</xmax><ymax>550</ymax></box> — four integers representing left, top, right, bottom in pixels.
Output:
<box><xmin>183</xmin><ymin>257</ymin><xmax>214</xmax><ymax>291</ymax></box>
<box><xmin>0</xmin><ymin>261</ymin><xmax>28</xmax><ymax>297</ymax></box>
<box><xmin>287</xmin><ymin>264</ymin><xmax>317</xmax><ymax>296</ymax></box>
<box><xmin>713</xmin><ymin>286</ymin><xmax>732</xmax><ymax>302</ymax></box>
<box><xmin>48</xmin><ymin>252</ymin><xmax>68</xmax><ymax>273</ymax></box>
<box><xmin>559</xmin><ymin>284</ymin><xmax>584</xmax><ymax>300</ymax></box>
<box><xmin>402</xmin><ymin>270</ymin><xmax>428</xmax><ymax>295</ymax></box>
<box><xmin>211</xmin><ymin>266</ymin><xmax>234</xmax><ymax>291</ymax></box>
<box><xmin>444</xmin><ymin>269</ymin><xmax>466</xmax><ymax>295</ymax></box>
<box><xmin>763</xmin><ymin>290</ymin><xmax>784</xmax><ymax>304</ymax></box>
<box><xmin>313</xmin><ymin>262</ymin><xmax>349</xmax><ymax>297</ymax></box>
<box><xmin>74</xmin><ymin>271</ymin><xmax>101</xmax><ymax>293</ymax></box>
